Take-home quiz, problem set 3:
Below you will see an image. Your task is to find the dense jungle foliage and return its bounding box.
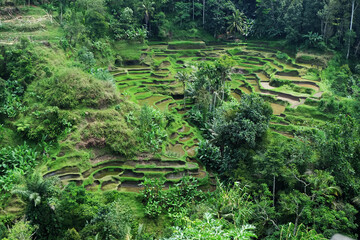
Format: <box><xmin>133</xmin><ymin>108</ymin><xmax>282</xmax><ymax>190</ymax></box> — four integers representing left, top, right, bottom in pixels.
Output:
<box><xmin>1</xmin><ymin>0</ymin><xmax>360</xmax><ymax>239</ymax></box>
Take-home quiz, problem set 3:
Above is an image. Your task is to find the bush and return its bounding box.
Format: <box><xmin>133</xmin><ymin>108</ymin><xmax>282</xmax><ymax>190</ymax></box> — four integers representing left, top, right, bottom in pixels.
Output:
<box><xmin>91</xmin><ymin>68</ymin><xmax>115</xmax><ymax>84</ymax></box>
<box><xmin>197</xmin><ymin>140</ymin><xmax>222</xmax><ymax>171</ymax></box>
<box><xmin>5</xmin><ymin>220</ymin><xmax>37</xmax><ymax>240</ymax></box>
<box><xmin>80</xmin><ymin>199</ymin><xmax>134</xmax><ymax>240</ymax></box>
<box><xmin>0</xmin><ymin>39</ymin><xmax>49</xmax><ymax>117</ymax></box>
<box><xmin>164</xmin><ymin>213</ymin><xmax>256</xmax><ymax>240</ymax></box>
<box><xmin>77</xmin><ymin>47</ymin><xmax>96</xmax><ymax>69</ymax></box>
<box><xmin>138</xmin><ymin>105</ymin><xmax>167</xmax><ymax>153</ymax></box>
<box><xmin>15</xmin><ymin>106</ymin><xmax>76</xmax><ymax>141</ymax></box>
<box><xmin>80</xmin><ymin>108</ymin><xmax>140</xmax><ymax>156</ymax></box>
<box><xmin>0</xmin><ymin>143</ymin><xmax>38</xmax><ymax>191</ymax></box>
<box><xmin>91</xmin><ymin>40</ymin><xmax>113</xmax><ymax>59</ymax></box>
<box><xmin>140</xmin><ymin>177</ymin><xmax>202</xmax><ymax>218</ymax></box>
<box><xmin>57</xmin><ymin>183</ymin><xmax>100</xmax><ymax>236</ymax></box>
<box><xmin>168</xmin><ymin>41</ymin><xmax>206</xmax><ymax>49</ymax></box>
<box><xmin>84</xmin><ymin>120</ymin><xmax>139</xmax><ymax>156</ymax></box>
<box><xmin>32</xmin><ymin>68</ymin><xmax>120</xmax><ymax>109</ymax></box>
<box><xmin>318</xmin><ymin>97</ymin><xmax>340</xmax><ymax>113</ymax></box>
<box><xmin>275</xmin><ymin>51</ymin><xmax>291</xmax><ymax>63</ymax></box>
<box><xmin>63</xmin><ymin>228</ymin><xmax>81</xmax><ymax>240</ymax></box>
<box><xmin>0</xmin><ymin>222</ymin><xmax>6</xmax><ymax>239</ymax></box>
<box><xmin>269</xmin><ymin>78</ymin><xmax>292</xmax><ymax>87</ymax></box>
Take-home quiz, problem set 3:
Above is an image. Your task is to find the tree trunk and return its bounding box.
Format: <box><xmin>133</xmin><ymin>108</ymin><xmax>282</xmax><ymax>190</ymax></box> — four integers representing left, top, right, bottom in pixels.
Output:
<box><xmin>273</xmin><ymin>175</ymin><xmax>276</xmax><ymax>207</ymax></box>
<box><xmin>183</xmin><ymin>83</ymin><xmax>186</xmax><ymax>109</ymax></box>
<box><xmin>145</xmin><ymin>13</ymin><xmax>149</xmax><ymax>30</ymax></box>
<box><xmin>221</xmin><ymin>73</ymin><xmax>225</xmax><ymax>101</ymax></box>
<box><xmin>202</xmin><ymin>0</ymin><xmax>205</xmax><ymax>27</ymax></box>
<box><xmin>193</xmin><ymin>0</ymin><xmax>195</xmax><ymax>21</ymax></box>
<box><xmin>213</xmin><ymin>93</ymin><xmax>217</xmax><ymax>111</ymax></box>
<box><xmin>293</xmin><ymin>215</ymin><xmax>299</xmax><ymax>235</ymax></box>
<box><xmin>347</xmin><ymin>0</ymin><xmax>355</xmax><ymax>59</ymax></box>
<box><xmin>220</xmin><ymin>144</ymin><xmax>224</xmax><ymax>157</ymax></box>
<box><xmin>60</xmin><ymin>4</ymin><xmax>63</xmax><ymax>24</ymax></box>
<box><xmin>324</xmin><ymin>22</ymin><xmax>328</xmax><ymax>44</ymax></box>
<box><xmin>354</xmin><ymin>40</ymin><xmax>360</xmax><ymax>55</ymax></box>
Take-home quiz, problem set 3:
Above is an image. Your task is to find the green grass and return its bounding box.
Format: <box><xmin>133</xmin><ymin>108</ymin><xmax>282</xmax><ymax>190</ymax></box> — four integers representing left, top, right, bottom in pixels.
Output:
<box><xmin>168</xmin><ymin>41</ymin><xmax>206</xmax><ymax>49</ymax></box>
<box><xmin>113</xmin><ymin>41</ymin><xmax>148</xmax><ymax>61</ymax></box>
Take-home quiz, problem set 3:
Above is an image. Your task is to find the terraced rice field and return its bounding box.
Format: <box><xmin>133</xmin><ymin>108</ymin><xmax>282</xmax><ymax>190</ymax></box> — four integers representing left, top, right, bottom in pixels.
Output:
<box><xmin>43</xmin><ymin>41</ymin><xmax>325</xmax><ymax>192</ymax></box>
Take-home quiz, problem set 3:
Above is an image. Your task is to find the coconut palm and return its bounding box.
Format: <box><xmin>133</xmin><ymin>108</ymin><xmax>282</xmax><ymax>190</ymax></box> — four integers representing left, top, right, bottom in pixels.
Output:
<box><xmin>175</xmin><ymin>71</ymin><xmax>189</xmax><ymax>109</ymax></box>
<box><xmin>12</xmin><ymin>171</ymin><xmax>62</xmax><ymax>238</ymax></box>
<box><xmin>141</xmin><ymin>0</ymin><xmax>155</xmax><ymax>31</ymax></box>
<box><xmin>227</xmin><ymin>10</ymin><xmax>245</xmax><ymax>35</ymax></box>
<box><xmin>12</xmin><ymin>171</ymin><xmax>61</xmax><ymax>206</ymax></box>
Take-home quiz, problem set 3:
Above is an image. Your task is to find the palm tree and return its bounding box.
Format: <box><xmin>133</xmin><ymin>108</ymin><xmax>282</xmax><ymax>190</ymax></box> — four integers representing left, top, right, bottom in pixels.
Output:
<box><xmin>141</xmin><ymin>0</ymin><xmax>155</xmax><ymax>31</ymax></box>
<box><xmin>214</xmin><ymin>59</ymin><xmax>232</xmax><ymax>101</ymax></box>
<box><xmin>12</xmin><ymin>171</ymin><xmax>62</xmax><ymax>238</ymax></box>
<box><xmin>175</xmin><ymin>71</ymin><xmax>189</xmax><ymax>109</ymax></box>
<box><xmin>227</xmin><ymin>10</ymin><xmax>245</xmax><ymax>35</ymax></box>
<box><xmin>12</xmin><ymin>171</ymin><xmax>62</xmax><ymax>208</ymax></box>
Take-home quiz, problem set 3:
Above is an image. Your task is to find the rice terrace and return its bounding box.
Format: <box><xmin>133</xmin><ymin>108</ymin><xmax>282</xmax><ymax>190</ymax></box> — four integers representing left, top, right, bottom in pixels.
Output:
<box><xmin>1</xmin><ymin>1</ymin><xmax>360</xmax><ymax>239</ymax></box>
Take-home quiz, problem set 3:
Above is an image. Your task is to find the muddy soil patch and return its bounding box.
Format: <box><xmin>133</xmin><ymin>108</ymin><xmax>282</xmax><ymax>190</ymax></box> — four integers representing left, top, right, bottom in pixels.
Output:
<box><xmin>59</xmin><ymin>174</ymin><xmax>81</xmax><ymax>180</ymax></box>
<box><xmin>44</xmin><ymin>166</ymin><xmax>79</xmax><ymax>178</ymax></box>
<box><xmin>82</xmin><ymin>161</ymin><xmax>125</xmax><ymax>178</ymax></box>
<box><xmin>179</xmin><ymin>133</ymin><xmax>194</xmax><ymax>142</ymax></box>
<box><xmin>166</xmin><ymin>171</ymin><xmax>187</xmax><ymax>179</ymax></box>
<box><xmin>135</xmin><ymin>168</ymin><xmax>175</xmax><ymax>172</ymax></box>
<box><xmin>121</xmin><ymin>169</ymin><xmax>144</xmax><ymax>178</ymax></box>
<box><xmin>93</xmin><ymin>168</ymin><xmax>123</xmax><ymax>179</ymax></box>
<box><xmin>85</xmin><ymin>180</ymin><xmax>100</xmax><ymax>191</ymax></box>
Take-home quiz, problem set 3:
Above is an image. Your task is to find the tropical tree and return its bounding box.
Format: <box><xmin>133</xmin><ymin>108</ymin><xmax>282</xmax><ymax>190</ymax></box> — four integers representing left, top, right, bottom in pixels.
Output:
<box><xmin>12</xmin><ymin>171</ymin><xmax>62</xmax><ymax>239</ymax></box>
<box><xmin>186</xmin><ymin>59</ymin><xmax>232</xmax><ymax>115</ymax></box>
<box><xmin>175</xmin><ymin>71</ymin><xmax>189</xmax><ymax>109</ymax></box>
<box><xmin>277</xmin><ymin>223</ymin><xmax>326</xmax><ymax>240</ymax></box>
<box><xmin>279</xmin><ymin>170</ymin><xmax>357</xmax><ymax>238</ymax></box>
<box><xmin>141</xmin><ymin>0</ymin><xmax>155</xmax><ymax>31</ymax></box>
<box><xmin>164</xmin><ymin>213</ymin><xmax>257</xmax><ymax>240</ymax></box>
<box><xmin>56</xmin><ymin>0</ymin><xmax>68</xmax><ymax>24</ymax></box>
<box><xmin>227</xmin><ymin>10</ymin><xmax>254</xmax><ymax>37</ymax></box>
<box><xmin>227</xmin><ymin>10</ymin><xmax>245</xmax><ymax>34</ymax></box>
<box><xmin>5</xmin><ymin>219</ymin><xmax>37</xmax><ymax>240</ymax></box>
<box><xmin>317</xmin><ymin>0</ymin><xmax>340</xmax><ymax>43</ymax></box>
<box><xmin>346</xmin><ymin>0</ymin><xmax>358</xmax><ymax>59</ymax></box>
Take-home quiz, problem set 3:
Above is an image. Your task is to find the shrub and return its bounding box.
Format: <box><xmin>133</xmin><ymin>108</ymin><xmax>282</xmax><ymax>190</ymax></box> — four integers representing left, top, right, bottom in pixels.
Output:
<box><xmin>164</xmin><ymin>213</ymin><xmax>256</xmax><ymax>240</ymax></box>
<box><xmin>57</xmin><ymin>183</ymin><xmax>100</xmax><ymax>235</ymax></box>
<box><xmin>15</xmin><ymin>106</ymin><xmax>76</xmax><ymax>141</ymax></box>
<box><xmin>0</xmin><ymin>143</ymin><xmax>39</xmax><ymax>191</ymax></box>
<box><xmin>0</xmin><ymin>39</ymin><xmax>49</xmax><ymax>117</ymax></box>
<box><xmin>77</xmin><ymin>47</ymin><xmax>96</xmax><ymax>69</ymax></box>
<box><xmin>168</xmin><ymin>41</ymin><xmax>206</xmax><ymax>49</ymax></box>
<box><xmin>4</xmin><ymin>220</ymin><xmax>37</xmax><ymax>240</ymax></box>
<box><xmin>12</xmin><ymin>172</ymin><xmax>63</xmax><ymax>239</ymax></box>
<box><xmin>269</xmin><ymin>78</ymin><xmax>292</xmax><ymax>87</ymax></box>
<box><xmin>197</xmin><ymin>140</ymin><xmax>222</xmax><ymax>171</ymax></box>
<box><xmin>80</xmin><ymin>199</ymin><xmax>134</xmax><ymax>240</ymax></box>
<box><xmin>140</xmin><ymin>176</ymin><xmax>202</xmax><ymax>218</ymax></box>
<box><xmin>81</xmin><ymin>109</ymin><xmax>139</xmax><ymax>156</ymax></box>
<box><xmin>32</xmin><ymin>68</ymin><xmax>120</xmax><ymax>109</ymax></box>
<box><xmin>91</xmin><ymin>40</ymin><xmax>113</xmax><ymax>59</ymax></box>
<box><xmin>275</xmin><ymin>51</ymin><xmax>291</xmax><ymax>63</ymax></box>
<box><xmin>138</xmin><ymin>105</ymin><xmax>167</xmax><ymax>153</ymax></box>
<box><xmin>63</xmin><ymin>228</ymin><xmax>81</xmax><ymax>240</ymax></box>
<box><xmin>84</xmin><ymin>120</ymin><xmax>139</xmax><ymax>156</ymax></box>
<box><xmin>318</xmin><ymin>97</ymin><xmax>340</xmax><ymax>113</ymax></box>
<box><xmin>91</xmin><ymin>68</ymin><xmax>115</xmax><ymax>84</ymax></box>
